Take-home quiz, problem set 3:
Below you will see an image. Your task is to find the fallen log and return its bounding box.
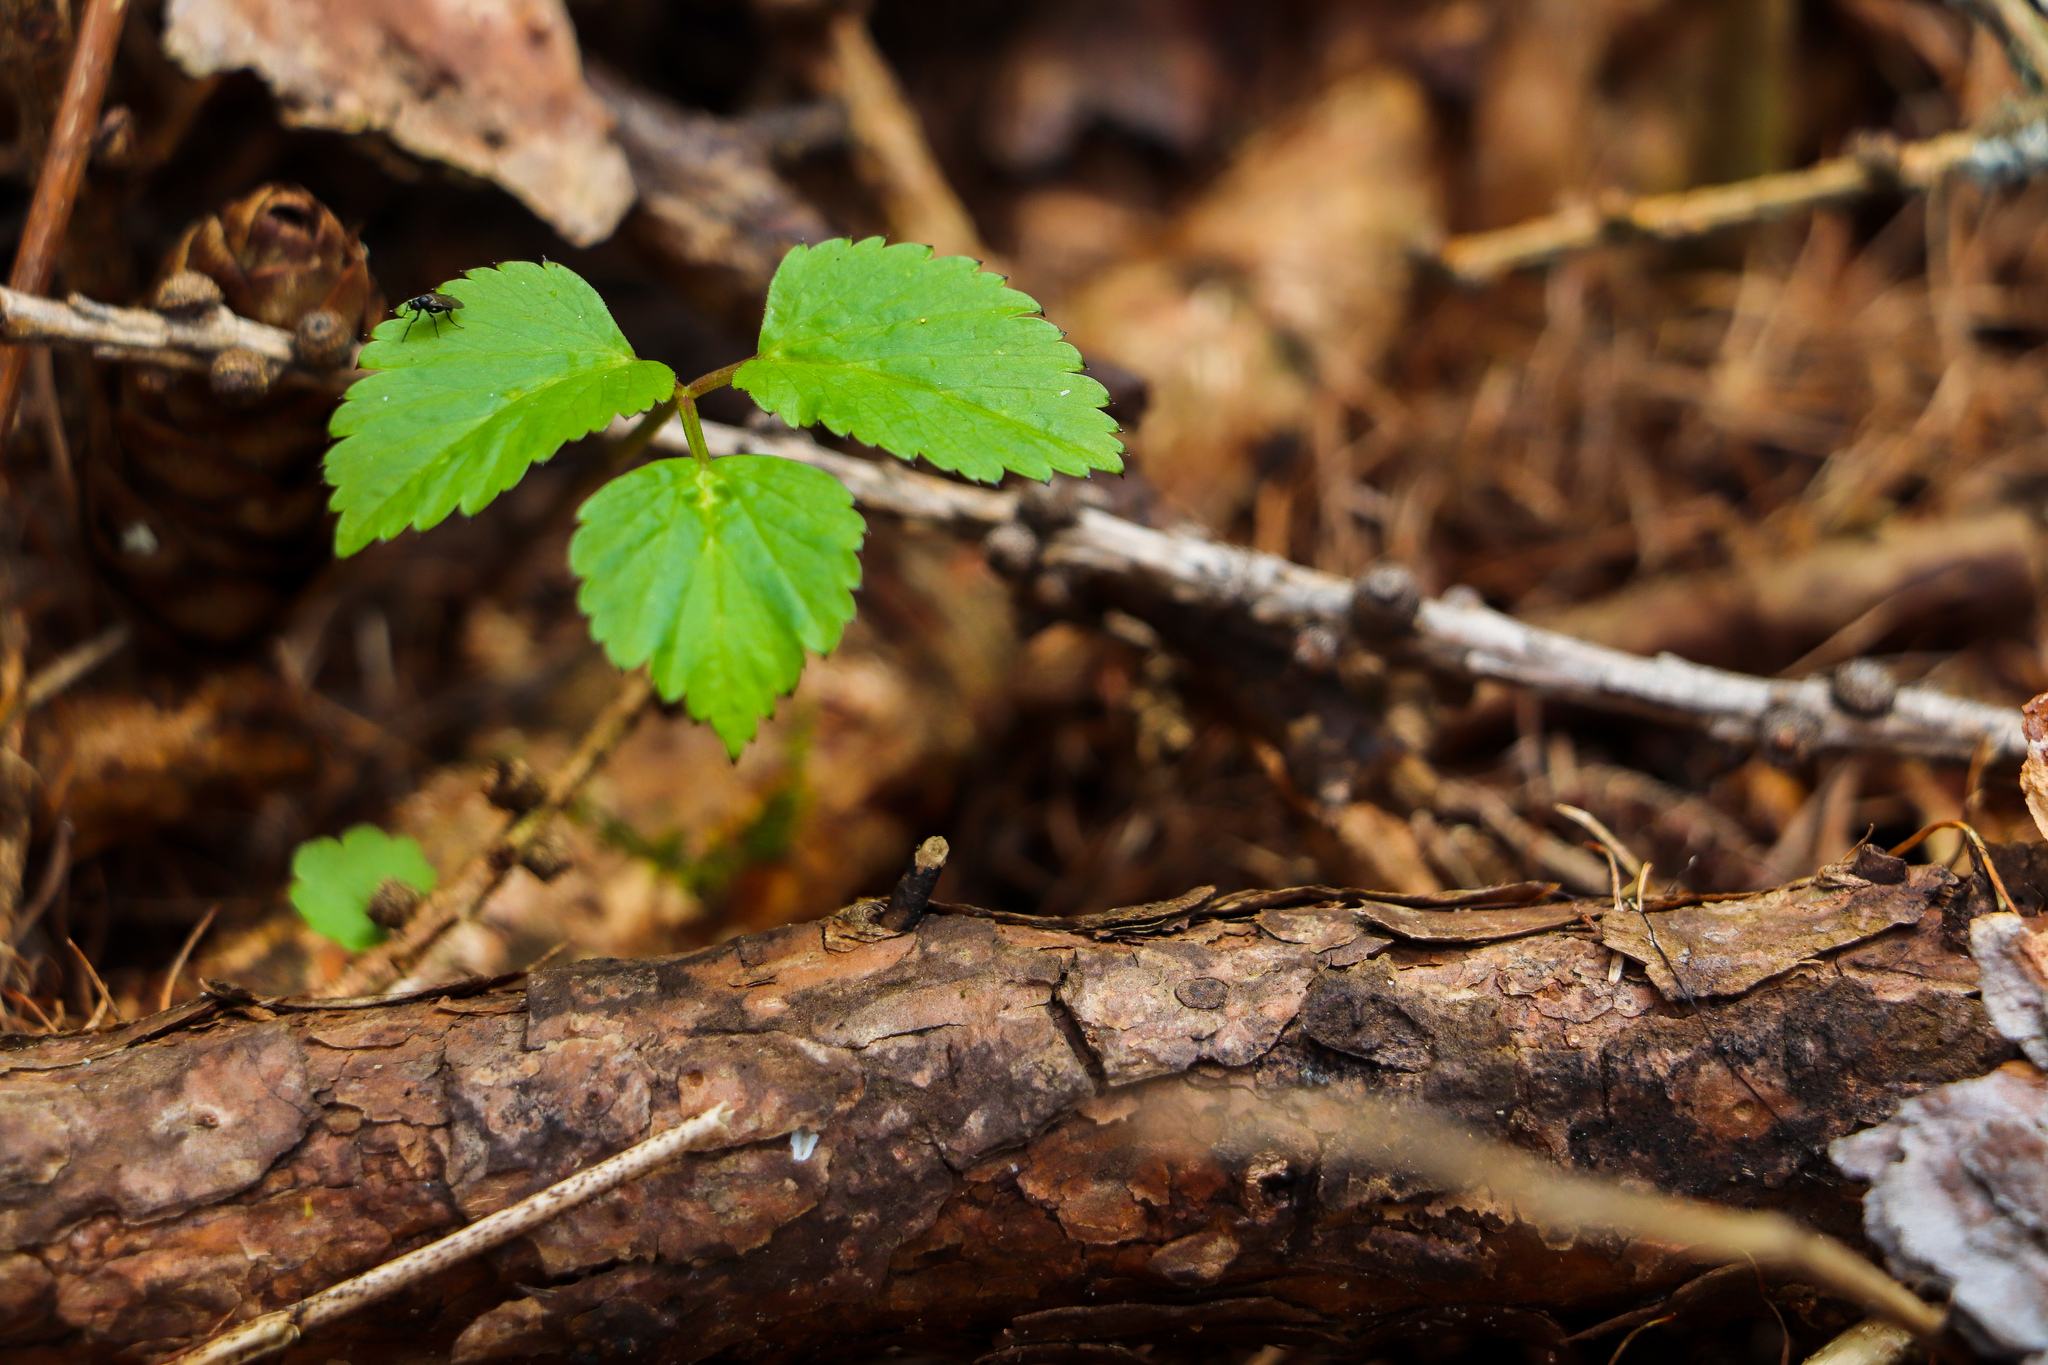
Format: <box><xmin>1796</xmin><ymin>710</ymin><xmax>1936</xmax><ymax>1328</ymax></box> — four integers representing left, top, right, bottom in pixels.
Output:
<box><xmin>0</xmin><ymin>851</ymin><xmax>2011</xmax><ymax>1363</ymax></box>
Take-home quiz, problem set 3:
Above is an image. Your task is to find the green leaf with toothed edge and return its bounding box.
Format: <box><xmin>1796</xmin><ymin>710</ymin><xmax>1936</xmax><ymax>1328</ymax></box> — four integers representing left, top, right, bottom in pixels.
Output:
<box><xmin>733</xmin><ymin>237</ymin><xmax>1123</xmax><ymax>483</ymax></box>
<box><xmin>324</xmin><ymin>260</ymin><xmax>675</xmax><ymax>555</ymax></box>
<box><xmin>570</xmin><ymin>454</ymin><xmax>866</xmax><ymax>758</ymax></box>
<box><xmin>289</xmin><ymin>825</ymin><xmax>438</xmax><ymax>952</ymax></box>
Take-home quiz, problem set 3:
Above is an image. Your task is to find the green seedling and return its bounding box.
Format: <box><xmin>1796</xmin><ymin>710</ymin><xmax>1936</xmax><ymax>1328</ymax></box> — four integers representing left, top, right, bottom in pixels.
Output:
<box><xmin>324</xmin><ymin>237</ymin><xmax>1122</xmax><ymax>756</ymax></box>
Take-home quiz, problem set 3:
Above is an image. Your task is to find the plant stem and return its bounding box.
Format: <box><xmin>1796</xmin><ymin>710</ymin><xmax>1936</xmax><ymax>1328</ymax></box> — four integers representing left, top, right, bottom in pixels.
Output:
<box><xmin>678</xmin><ymin>393</ymin><xmax>712</xmax><ymax>467</ymax></box>
<box><xmin>681</xmin><ymin>358</ymin><xmax>745</xmax><ymax>399</ymax></box>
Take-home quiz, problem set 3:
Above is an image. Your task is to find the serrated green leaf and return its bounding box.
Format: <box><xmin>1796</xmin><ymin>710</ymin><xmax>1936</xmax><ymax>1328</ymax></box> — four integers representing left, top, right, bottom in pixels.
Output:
<box><xmin>571</xmin><ymin>455</ymin><xmax>865</xmax><ymax>756</ymax></box>
<box><xmin>733</xmin><ymin>237</ymin><xmax>1123</xmax><ymax>483</ymax></box>
<box><xmin>289</xmin><ymin>825</ymin><xmax>438</xmax><ymax>952</ymax></box>
<box><xmin>325</xmin><ymin>261</ymin><xmax>676</xmax><ymax>555</ymax></box>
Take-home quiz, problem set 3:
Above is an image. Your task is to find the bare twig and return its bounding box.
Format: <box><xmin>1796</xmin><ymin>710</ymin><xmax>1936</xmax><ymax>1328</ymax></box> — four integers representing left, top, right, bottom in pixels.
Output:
<box><xmin>321</xmin><ymin>668</ymin><xmax>657</xmax><ymax>998</ymax></box>
<box><xmin>0</xmin><ymin>285</ymin><xmax>303</xmax><ymax>370</ymax></box>
<box><xmin>166</xmin><ymin>1101</ymin><xmax>736</xmax><ymax>1365</ymax></box>
<box><xmin>824</xmin><ymin>10</ymin><xmax>984</xmax><ymax>258</ymax></box>
<box><xmin>1438</xmin><ymin>128</ymin><xmax>1982</xmax><ymax>283</ymax></box>
<box><xmin>0</xmin><ymin>0</ymin><xmax>131</xmax><ymax>445</ymax></box>
<box><xmin>646</xmin><ymin>417</ymin><xmax>2025</xmax><ymax>766</ymax></box>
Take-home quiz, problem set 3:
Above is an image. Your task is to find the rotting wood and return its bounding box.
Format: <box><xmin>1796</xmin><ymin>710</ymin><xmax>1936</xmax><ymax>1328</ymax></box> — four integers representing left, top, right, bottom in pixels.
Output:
<box><xmin>0</xmin><ymin>848</ymin><xmax>2010</xmax><ymax>1363</ymax></box>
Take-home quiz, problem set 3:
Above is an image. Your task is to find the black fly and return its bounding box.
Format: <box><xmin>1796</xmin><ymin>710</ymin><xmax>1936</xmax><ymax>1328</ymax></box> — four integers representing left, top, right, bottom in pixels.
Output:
<box><xmin>397</xmin><ymin>291</ymin><xmax>463</xmax><ymax>341</ymax></box>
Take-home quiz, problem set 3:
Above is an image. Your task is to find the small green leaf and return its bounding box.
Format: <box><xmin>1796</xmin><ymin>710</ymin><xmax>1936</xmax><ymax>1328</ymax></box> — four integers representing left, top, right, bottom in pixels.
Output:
<box><xmin>571</xmin><ymin>455</ymin><xmax>865</xmax><ymax>756</ymax></box>
<box><xmin>733</xmin><ymin>237</ymin><xmax>1123</xmax><ymax>483</ymax></box>
<box><xmin>289</xmin><ymin>826</ymin><xmax>438</xmax><ymax>952</ymax></box>
<box><xmin>325</xmin><ymin>261</ymin><xmax>676</xmax><ymax>555</ymax></box>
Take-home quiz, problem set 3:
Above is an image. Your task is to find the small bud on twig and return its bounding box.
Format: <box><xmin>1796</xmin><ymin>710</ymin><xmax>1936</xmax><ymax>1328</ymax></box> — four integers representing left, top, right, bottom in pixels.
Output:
<box><xmin>1019</xmin><ymin>478</ymin><xmax>1082</xmax><ymax>534</ymax></box>
<box><xmin>484</xmin><ymin>758</ymin><xmax>548</xmax><ymax>813</ymax></box>
<box><xmin>208</xmin><ymin>346</ymin><xmax>280</xmax><ymax>398</ymax></box>
<box><xmin>1351</xmin><ymin>562</ymin><xmax>1421</xmax><ymax>638</ymax></box>
<box><xmin>1757</xmin><ymin>702</ymin><xmax>1823</xmax><ymax>766</ymax></box>
<box><xmin>983</xmin><ymin>522</ymin><xmax>1040</xmax><ymax>577</ymax></box>
<box><xmin>294</xmin><ymin>308</ymin><xmax>353</xmax><ymax>370</ymax></box>
<box><xmin>520</xmin><ymin>831</ymin><xmax>574</xmax><ymax>883</ymax></box>
<box><xmin>366</xmin><ymin>878</ymin><xmax>423</xmax><ymax>931</ymax></box>
<box><xmin>152</xmin><ymin>270</ymin><xmax>223</xmax><ymax>318</ymax></box>
<box><xmin>1830</xmin><ymin>659</ymin><xmax>1899</xmax><ymax>718</ymax></box>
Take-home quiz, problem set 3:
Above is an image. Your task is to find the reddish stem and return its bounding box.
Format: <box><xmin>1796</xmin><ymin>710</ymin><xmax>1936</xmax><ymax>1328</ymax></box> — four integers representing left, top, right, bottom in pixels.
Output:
<box><xmin>0</xmin><ymin>0</ymin><xmax>133</xmax><ymax>457</ymax></box>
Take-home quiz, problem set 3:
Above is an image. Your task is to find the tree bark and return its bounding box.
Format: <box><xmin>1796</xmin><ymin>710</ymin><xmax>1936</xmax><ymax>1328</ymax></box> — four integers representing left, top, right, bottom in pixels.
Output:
<box><xmin>0</xmin><ymin>861</ymin><xmax>2008</xmax><ymax>1364</ymax></box>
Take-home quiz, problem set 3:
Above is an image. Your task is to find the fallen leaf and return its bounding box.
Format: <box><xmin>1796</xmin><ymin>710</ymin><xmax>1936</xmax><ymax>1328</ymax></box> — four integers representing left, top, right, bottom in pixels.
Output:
<box><xmin>163</xmin><ymin>0</ymin><xmax>633</xmax><ymax>246</ymax></box>
<box><xmin>1602</xmin><ymin>848</ymin><xmax>1942</xmax><ymax>999</ymax></box>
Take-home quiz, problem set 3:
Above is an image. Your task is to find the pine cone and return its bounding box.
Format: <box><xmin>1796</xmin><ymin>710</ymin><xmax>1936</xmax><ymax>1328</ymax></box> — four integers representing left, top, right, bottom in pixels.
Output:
<box><xmin>86</xmin><ymin>185</ymin><xmax>382</xmax><ymax>645</ymax></box>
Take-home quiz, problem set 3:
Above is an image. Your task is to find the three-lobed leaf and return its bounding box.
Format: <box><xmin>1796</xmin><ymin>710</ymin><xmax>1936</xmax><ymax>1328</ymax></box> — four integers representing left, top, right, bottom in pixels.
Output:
<box><xmin>290</xmin><ymin>825</ymin><xmax>438</xmax><ymax>951</ymax></box>
<box><xmin>570</xmin><ymin>455</ymin><xmax>865</xmax><ymax>756</ymax></box>
<box><xmin>325</xmin><ymin>260</ymin><xmax>675</xmax><ymax>555</ymax></box>
<box><xmin>734</xmin><ymin>237</ymin><xmax>1123</xmax><ymax>483</ymax></box>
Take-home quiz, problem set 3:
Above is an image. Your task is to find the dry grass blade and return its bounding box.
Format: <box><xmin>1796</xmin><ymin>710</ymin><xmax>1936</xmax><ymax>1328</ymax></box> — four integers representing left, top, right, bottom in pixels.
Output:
<box><xmin>1555</xmin><ymin>802</ymin><xmax>1645</xmax><ymax>878</ymax></box>
<box><xmin>1333</xmin><ymin>1095</ymin><xmax>1944</xmax><ymax>1338</ymax></box>
<box><xmin>159</xmin><ymin>904</ymin><xmax>218</xmax><ymax>1013</ymax></box>
<box><xmin>1889</xmin><ymin>818</ymin><xmax>2018</xmax><ymax>915</ymax></box>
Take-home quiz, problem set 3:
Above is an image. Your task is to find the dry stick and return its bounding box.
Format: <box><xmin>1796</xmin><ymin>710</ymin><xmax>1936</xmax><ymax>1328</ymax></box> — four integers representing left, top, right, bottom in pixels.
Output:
<box><xmin>662</xmin><ymin>416</ymin><xmax>2027</xmax><ymax>764</ymax></box>
<box><xmin>165</xmin><ymin>1101</ymin><xmax>736</xmax><ymax>1365</ymax></box>
<box><xmin>1341</xmin><ymin>1096</ymin><xmax>1945</xmax><ymax>1338</ymax></box>
<box><xmin>0</xmin><ymin>0</ymin><xmax>132</xmax><ymax>448</ymax></box>
<box><xmin>0</xmin><ymin>285</ymin><xmax>301</xmax><ymax>370</ymax></box>
<box><xmin>825</xmin><ymin>9</ymin><xmax>985</xmax><ymax>259</ymax></box>
<box><xmin>1437</xmin><ymin>129</ymin><xmax>1981</xmax><ymax>283</ymax></box>
<box><xmin>321</xmin><ymin>668</ymin><xmax>656</xmax><ymax>998</ymax></box>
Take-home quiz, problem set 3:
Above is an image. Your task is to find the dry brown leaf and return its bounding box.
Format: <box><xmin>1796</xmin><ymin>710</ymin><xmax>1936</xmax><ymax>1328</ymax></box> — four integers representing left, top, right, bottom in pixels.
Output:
<box><xmin>1601</xmin><ymin>846</ymin><xmax>1940</xmax><ymax>999</ymax></box>
<box><xmin>2022</xmin><ymin>693</ymin><xmax>2048</xmax><ymax>844</ymax></box>
<box><xmin>163</xmin><ymin>0</ymin><xmax>633</xmax><ymax>246</ymax></box>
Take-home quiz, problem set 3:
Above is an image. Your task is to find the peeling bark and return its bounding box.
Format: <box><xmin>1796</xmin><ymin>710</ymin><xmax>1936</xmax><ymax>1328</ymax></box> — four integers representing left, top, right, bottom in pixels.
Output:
<box><xmin>0</xmin><ymin>862</ymin><xmax>2010</xmax><ymax>1363</ymax></box>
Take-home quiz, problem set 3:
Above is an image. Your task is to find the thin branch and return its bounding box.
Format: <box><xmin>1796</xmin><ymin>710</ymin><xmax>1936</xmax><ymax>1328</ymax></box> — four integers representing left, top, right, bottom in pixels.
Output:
<box><xmin>0</xmin><ymin>0</ymin><xmax>132</xmax><ymax>444</ymax></box>
<box><xmin>0</xmin><ymin>286</ymin><xmax>303</xmax><ymax>370</ymax></box>
<box><xmin>654</xmin><ymin>417</ymin><xmax>2024</xmax><ymax>766</ymax></box>
<box><xmin>320</xmin><ymin>668</ymin><xmax>656</xmax><ymax>998</ymax></box>
<box><xmin>1437</xmin><ymin>128</ymin><xmax>1984</xmax><ymax>283</ymax></box>
<box><xmin>165</xmin><ymin>1102</ymin><xmax>736</xmax><ymax>1365</ymax></box>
